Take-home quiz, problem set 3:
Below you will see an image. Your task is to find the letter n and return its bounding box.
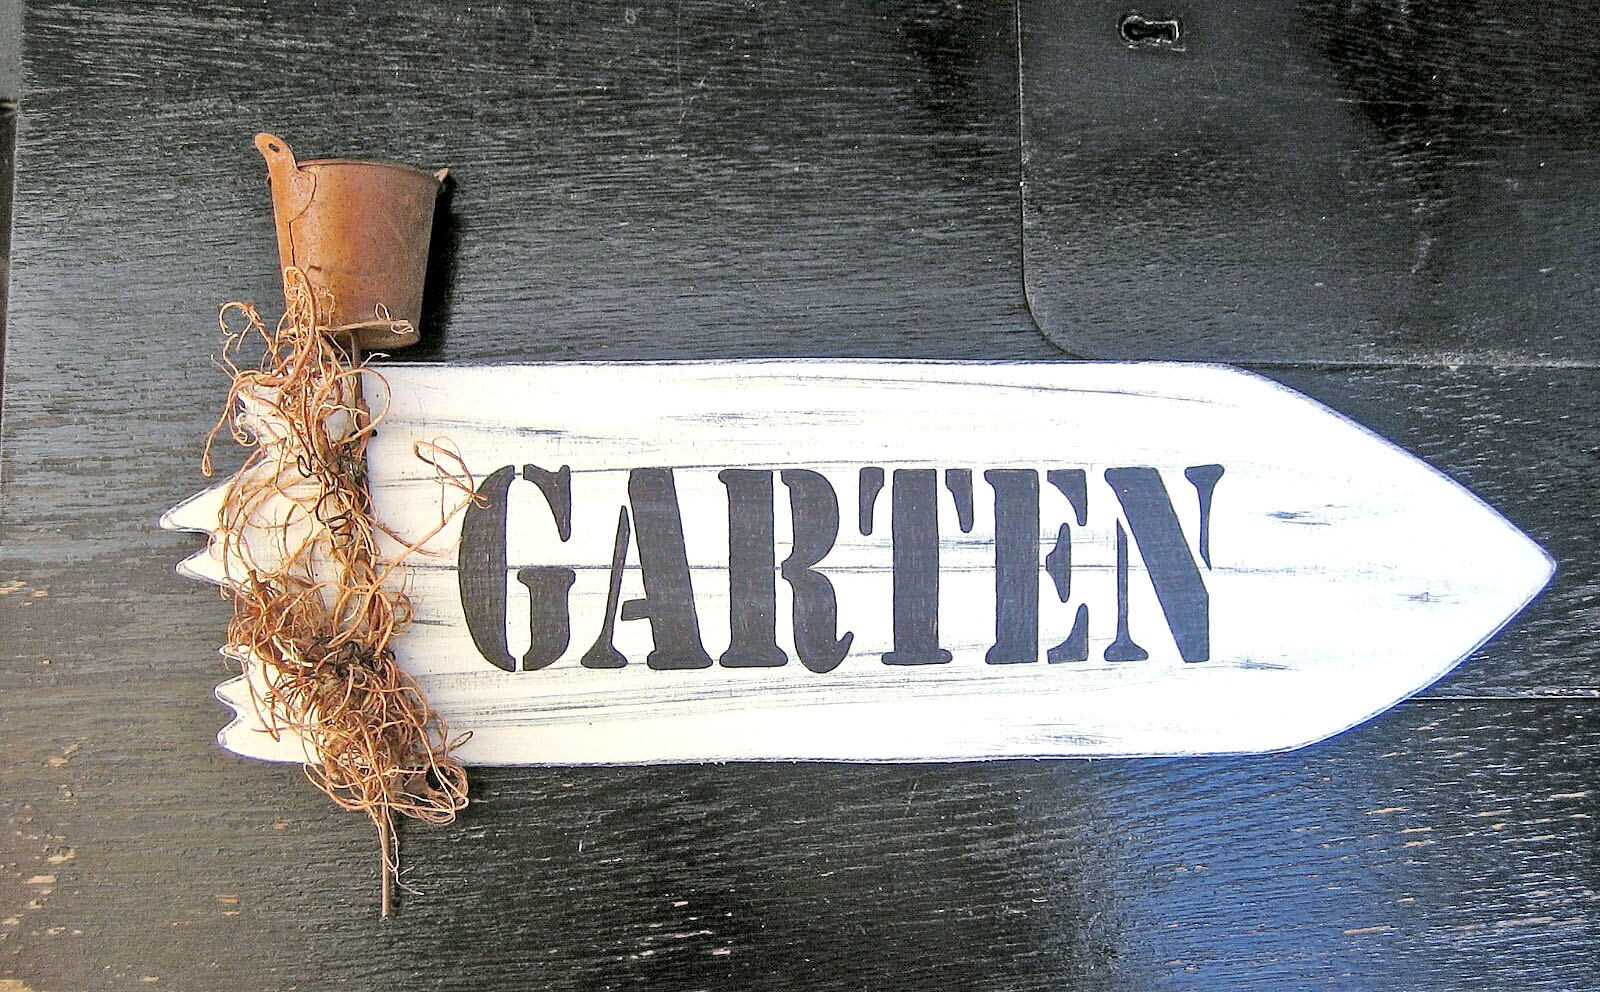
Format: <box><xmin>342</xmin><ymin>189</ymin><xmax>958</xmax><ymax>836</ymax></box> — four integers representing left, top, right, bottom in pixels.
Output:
<box><xmin>1104</xmin><ymin>467</ymin><xmax>1210</xmax><ymax>662</ymax></box>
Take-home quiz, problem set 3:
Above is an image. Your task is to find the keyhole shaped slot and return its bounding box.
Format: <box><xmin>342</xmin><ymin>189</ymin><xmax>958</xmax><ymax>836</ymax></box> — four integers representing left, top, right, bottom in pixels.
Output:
<box><xmin>1120</xmin><ymin>12</ymin><xmax>1183</xmax><ymax>49</ymax></box>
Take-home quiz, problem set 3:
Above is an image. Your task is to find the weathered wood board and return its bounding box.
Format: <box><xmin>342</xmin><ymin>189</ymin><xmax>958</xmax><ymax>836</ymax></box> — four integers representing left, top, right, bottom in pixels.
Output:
<box><xmin>164</xmin><ymin>361</ymin><xmax>1551</xmax><ymax>763</ymax></box>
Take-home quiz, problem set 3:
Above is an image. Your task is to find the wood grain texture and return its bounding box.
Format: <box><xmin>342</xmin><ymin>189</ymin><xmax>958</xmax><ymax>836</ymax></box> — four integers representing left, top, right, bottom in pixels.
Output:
<box><xmin>0</xmin><ymin>0</ymin><xmax>1595</xmax><ymax>988</ymax></box>
<box><xmin>2</xmin><ymin>692</ymin><xmax>1595</xmax><ymax>990</ymax></box>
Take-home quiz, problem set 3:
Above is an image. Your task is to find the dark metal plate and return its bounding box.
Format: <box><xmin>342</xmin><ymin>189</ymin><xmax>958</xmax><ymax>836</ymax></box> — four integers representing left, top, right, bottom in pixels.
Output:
<box><xmin>1020</xmin><ymin>0</ymin><xmax>1600</xmax><ymax>363</ymax></box>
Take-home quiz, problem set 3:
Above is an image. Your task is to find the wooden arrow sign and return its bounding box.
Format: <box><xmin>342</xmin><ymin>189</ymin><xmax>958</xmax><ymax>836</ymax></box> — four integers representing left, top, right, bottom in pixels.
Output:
<box><xmin>164</xmin><ymin>361</ymin><xmax>1552</xmax><ymax>763</ymax></box>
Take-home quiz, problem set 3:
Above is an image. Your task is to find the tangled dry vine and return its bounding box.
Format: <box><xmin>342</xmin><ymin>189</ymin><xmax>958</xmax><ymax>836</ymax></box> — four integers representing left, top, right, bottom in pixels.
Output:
<box><xmin>203</xmin><ymin>268</ymin><xmax>476</xmax><ymax>915</ymax></box>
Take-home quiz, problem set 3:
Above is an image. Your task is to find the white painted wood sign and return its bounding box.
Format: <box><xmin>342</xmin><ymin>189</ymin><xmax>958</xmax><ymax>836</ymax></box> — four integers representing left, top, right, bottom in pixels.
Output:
<box><xmin>164</xmin><ymin>361</ymin><xmax>1553</xmax><ymax>764</ymax></box>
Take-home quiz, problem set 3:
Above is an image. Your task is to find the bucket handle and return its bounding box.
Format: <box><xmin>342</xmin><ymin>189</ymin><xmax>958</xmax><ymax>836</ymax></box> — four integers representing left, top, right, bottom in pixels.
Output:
<box><xmin>255</xmin><ymin>132</ymin><xmax>317</xmax><ymax>267</ymax></box>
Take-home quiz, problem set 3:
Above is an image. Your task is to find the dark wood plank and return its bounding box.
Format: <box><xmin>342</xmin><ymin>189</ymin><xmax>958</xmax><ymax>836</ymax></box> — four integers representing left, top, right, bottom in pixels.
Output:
<box><xmin>2</xmin><ymin>690</ymin><xmax>1595</xmax><ymax>990</ymax></box>
<box><xmin>1020</xmin><ymin>0</ymin><xmax>1600</xmax><ymax>364</ymax></box>
<box><xmin>2</xmin><ymin>2</ymin><xmax>1596</xmax><ymax>989</ymax></box>
<box><xmin>0</xmin><ymin>0</ymin><xmax>17</xmax><ymax>413</ymax></box>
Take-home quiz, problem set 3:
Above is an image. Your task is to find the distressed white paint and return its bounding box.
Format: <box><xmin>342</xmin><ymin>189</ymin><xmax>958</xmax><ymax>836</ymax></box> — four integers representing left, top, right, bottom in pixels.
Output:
<box><xmin>163</xmin><ymin>361</ymin><xmax>1554</xmax><ymax>764</ymax></box>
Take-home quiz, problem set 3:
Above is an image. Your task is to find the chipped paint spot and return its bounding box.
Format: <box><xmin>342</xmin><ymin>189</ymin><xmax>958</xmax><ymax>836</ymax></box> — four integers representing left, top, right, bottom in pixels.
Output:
<box><xmin>44</xmin><ymin>744</ymin><xmax>78</xmax><ymax>768</ymax></box>
<box><xmin>1496</xmin><ymin>916</ymin><xmax>1555</xmax><ymax>928</ymax></box>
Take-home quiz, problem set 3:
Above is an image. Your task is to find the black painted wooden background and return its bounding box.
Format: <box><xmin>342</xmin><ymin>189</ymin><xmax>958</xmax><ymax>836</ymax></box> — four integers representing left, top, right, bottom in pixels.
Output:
<box><xmin>1</xmin><ymin>2</ymin><xmax>1596</xmax><ymax>990</ymax></box>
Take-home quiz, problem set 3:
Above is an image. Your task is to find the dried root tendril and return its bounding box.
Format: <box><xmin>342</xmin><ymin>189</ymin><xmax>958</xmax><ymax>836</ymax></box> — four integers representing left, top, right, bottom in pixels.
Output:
<box><xmin>204</xmin><ymin>268</ymin><xmax>476</xmax><ymax>915</ymax></box>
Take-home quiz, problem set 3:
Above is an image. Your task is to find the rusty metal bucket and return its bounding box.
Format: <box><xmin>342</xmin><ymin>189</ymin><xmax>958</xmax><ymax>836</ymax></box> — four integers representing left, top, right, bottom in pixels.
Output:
<box><xmin>255</xmin><ymin>132</ymin><xmax>446</xmax><ymax>350</ymax></box>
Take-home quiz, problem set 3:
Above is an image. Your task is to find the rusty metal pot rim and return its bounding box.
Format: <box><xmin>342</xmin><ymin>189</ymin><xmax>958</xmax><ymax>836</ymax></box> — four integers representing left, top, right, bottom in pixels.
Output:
<box><xmin>294</xmin><ymin>156</ymin><xmax>443</xmax><ymax>179</ymax></box>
